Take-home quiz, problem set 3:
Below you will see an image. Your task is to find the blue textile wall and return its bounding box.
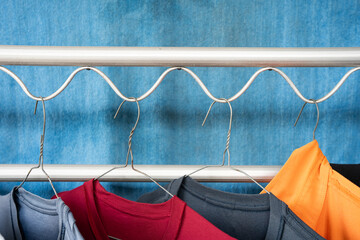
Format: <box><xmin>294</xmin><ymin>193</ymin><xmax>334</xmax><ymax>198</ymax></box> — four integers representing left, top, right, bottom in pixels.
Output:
<box><xmin>0</xmin><ymin>1</ymin><xmax>359</xmax><ymax>200</ymax></box>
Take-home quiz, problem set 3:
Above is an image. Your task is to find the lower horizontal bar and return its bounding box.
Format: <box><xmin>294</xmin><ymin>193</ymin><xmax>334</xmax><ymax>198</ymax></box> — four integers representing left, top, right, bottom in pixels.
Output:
<box><xmin>0</xmin><ymin>164</ymin><xmax>281</xmax><ymax>182</ymax></box>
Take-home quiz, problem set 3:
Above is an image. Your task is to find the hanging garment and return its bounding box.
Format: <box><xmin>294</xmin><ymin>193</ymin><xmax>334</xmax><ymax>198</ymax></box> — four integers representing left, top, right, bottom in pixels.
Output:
<box><xmin>54</xmin><ymin>179</ymin><xmax>236</xmax><ymax>240</ymax></box>
<box><xmin>137</xmin><ymin>176</ymin><xmax>324</xmax><ymax>240</ymax></box>
<box><xmin>0</xmin><ymin>187</ymin><xmax>83</xmax><ymax>240</ymax></box>
<box><xmin>261</xmin><ymin>140</ymin><xmax>360</xmax><ymax>240</ymax></box>
<box><xmin>330</xmin><ymin>163</ymin><xmax>360</xmax><ymax>187</ymax></box>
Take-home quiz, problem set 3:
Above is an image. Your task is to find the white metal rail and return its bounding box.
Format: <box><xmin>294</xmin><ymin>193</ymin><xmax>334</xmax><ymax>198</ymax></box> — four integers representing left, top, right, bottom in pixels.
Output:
<box><xmin>1</xmin><ymin>65</ymin><xmax>360</xmax><ymax>103</ymax></box>
<box><xmin>1</xmin><ymin>46</ymin><xmax>360</xmax><ymax>67</ymax></box>
<box><xmin>0</xmin><ymin>165</ymin><xmax>281</xmax><ymax>182</ymax></box>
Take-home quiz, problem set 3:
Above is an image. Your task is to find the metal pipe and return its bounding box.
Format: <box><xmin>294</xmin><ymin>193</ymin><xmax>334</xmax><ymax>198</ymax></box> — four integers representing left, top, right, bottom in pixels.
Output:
<box><xmin>0</xmin><ymin>46</ymin><xmax>360</xmax><ymax>67</ymax></box>
<box><xmin>0</xmin><ymin>164</ymin><xmax>281</xmax><ymax>182</ymax></box>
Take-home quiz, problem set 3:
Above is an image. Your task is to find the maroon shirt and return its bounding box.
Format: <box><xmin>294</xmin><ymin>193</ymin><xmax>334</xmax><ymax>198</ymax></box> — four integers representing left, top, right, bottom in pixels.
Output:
<box><xmin>54</xmin><ymin>180</ymin><xmax>235</xmax><ymax>240</ymax></box>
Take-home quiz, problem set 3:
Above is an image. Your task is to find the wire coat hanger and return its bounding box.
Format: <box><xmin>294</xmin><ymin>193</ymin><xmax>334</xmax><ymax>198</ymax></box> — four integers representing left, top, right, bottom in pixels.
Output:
<box><xmin>94</xmin><ymin>99</ymin><xmax>136</xmax><ymax>180</ymax></box>
<box><xmin>186</xmin><ymin>98</ymin><xmax>269</xmax><ymax>194</ymax></box>
<box><xmin>294</xmin><ymin>99</ymin><xmax>320</xmax><ymax>140</ymax></box>
<box><xmin>15</xmin><ymin>97</ymin><xmax>58</xmax><ymax>198</ymax></box>
<box><xmin>95</xmin><ymin>97</ymin><xmax>173</xmax><ymax>197</ymax></box>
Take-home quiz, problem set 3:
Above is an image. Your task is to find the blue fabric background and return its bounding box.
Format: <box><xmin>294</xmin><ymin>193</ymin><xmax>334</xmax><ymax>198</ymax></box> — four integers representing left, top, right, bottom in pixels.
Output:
<box><xmin>0</xmin><ymin>0</ymin><xmax>359</xmax><ymax>200</ymax></box>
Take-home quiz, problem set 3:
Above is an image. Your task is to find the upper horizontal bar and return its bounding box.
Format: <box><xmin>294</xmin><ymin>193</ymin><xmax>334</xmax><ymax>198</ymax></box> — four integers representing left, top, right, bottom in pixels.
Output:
<box><xmin>0</xmin><ymin>46</ymin><xmax>360</xmax><ymax>67</ymax></box>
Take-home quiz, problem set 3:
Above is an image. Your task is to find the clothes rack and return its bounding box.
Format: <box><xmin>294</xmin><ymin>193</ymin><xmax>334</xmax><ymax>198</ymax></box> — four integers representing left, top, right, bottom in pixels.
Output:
<box><xmin>1</xmin><ymin>45</ymin><xmax>359</xmax><ymax>182</ymax></box>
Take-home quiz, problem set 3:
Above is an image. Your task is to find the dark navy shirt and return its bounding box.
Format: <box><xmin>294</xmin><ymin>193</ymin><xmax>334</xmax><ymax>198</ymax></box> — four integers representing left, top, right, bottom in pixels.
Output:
<box><xmin>138</xmin><ymin>176</ymin><xmax>325</xmax><ymax>240</ymax></box>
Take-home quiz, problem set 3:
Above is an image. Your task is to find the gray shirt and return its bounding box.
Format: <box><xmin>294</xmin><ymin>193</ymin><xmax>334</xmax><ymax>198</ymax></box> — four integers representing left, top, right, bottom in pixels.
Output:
<box><xmin>138</xmin><ymin>176</ymin><xmax>325</xmax><ymax>240</ymax></box>
<box><xmin>0</xmin><ymin>187</ymin><xmax>83</xmax><ymax>240</ymax></box>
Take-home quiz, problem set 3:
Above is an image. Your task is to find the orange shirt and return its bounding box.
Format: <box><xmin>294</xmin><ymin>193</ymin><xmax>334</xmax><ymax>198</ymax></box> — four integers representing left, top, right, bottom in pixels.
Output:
<box><xmin>261</xmin><ymin>140</ymin><xmax>360</xmax><ymax>240</ymax></box>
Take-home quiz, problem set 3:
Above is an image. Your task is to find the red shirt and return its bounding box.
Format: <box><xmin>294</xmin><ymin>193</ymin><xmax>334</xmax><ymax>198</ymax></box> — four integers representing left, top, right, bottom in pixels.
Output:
<box><xmin>55</xmin><ymin>180</ymin><xmax>235</xmax><ymax>240</ymax></box>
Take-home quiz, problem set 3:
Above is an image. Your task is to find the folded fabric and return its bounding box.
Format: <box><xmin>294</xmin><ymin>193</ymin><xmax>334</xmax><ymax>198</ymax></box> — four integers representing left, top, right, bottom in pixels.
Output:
<box><xmin>261</xmin><ymin>140</ymin><xmax>360</xmax><ymax>240</ymax></box>
<box><xmin>0</xmin><ymin>187</ymin><xmax>83</xmax><ymax>240</ymax></box>
<box><xmin>138</xmin><ymin>176</ymin><xmax>324</xmax><ymax>240</ymax></box>
<box><xmin>54</xmin><ymin>179</ymin><xmax>235</xmax><ymax>240</ymax></box>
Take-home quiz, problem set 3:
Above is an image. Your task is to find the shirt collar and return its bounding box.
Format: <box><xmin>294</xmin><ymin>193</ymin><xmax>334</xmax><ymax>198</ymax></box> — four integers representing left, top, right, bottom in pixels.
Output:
<box><xmin>9</xmin><ymin>187</ymin><xmax>65</xmax><ymax>240</ymax></box>
<box><xmin>167</xmin><ymin>176</ymin><xmax>285</xmax><ymax>239</ymax></box>
<box><xmin>83</xmin><ymin>179</ymin><xmax>186</xmax><ymax>239</ymax></box>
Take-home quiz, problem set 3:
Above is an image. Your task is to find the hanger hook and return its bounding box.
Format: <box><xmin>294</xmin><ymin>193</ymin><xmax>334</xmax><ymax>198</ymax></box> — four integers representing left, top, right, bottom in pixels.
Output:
<box><xmin>95</xmin><ymin>97</ymin><xmax>140</xmax><ymax>180</ymax></box>
<box><xmin>125</xmin><ymin>97</ymin><xmax>140</xmax><ymax>166</ymax></box>
<box><xmin>16</xmin><ymin>97</ymin><xmax>58</xmax><ymax>198</ymax></box>
<box><xmin>203</xmin><ymin>99</ymin><xmax>268</xmax><ymax>193</ymax></box>
<box><xmin>187</xmin><ymin>98</ymin><xmax>269</xmax><ymax>194</ymax></box>
<box><xmin>294</xmin><ymin>99</ymin><xmax>320</xmax><ymax>140</ymax></box>
<box><xmin>185</xmin><ymin>98</ymin><xmax>233</xmax><ymax>177</ymax></box>
<box><xmin>202</xmin><ymin>98</ymin><xmax>232</xmax><ymax>166</ymax></box>
<box><xmin>126</xmin><ymin>98</ymin><xmax>173</xmax><ymax>197</ymax></box>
